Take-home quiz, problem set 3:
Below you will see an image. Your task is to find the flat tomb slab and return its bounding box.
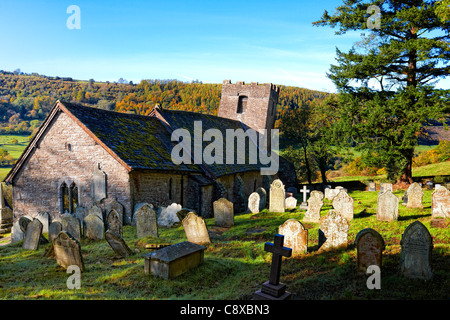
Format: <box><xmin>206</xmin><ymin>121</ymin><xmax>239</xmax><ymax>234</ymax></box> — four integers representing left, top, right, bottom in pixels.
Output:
<box><xmin>143</xmin><ymin>241</ymin><xmax>206</xmax><ymax>279</ymax></box>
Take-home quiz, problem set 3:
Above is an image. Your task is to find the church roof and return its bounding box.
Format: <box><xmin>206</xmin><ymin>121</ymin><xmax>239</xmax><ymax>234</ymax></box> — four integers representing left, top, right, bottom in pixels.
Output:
<box><xmin>5</xmin><ymin>101</ymin><xmax>270</xmax><ymax>183</ymax></box>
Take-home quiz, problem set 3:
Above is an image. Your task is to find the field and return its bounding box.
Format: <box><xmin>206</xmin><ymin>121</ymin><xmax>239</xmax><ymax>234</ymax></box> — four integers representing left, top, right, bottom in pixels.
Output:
<box><xmin>0</xmin><ymin>189</ymin><xmax>448</xmax><ymax>300</ymax></box>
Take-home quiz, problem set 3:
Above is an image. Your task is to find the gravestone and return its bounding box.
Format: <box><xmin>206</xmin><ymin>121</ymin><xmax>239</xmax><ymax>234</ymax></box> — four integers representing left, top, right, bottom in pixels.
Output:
<box><xmin>376</xmin><ymin>190</ymin><xmax>399</xmax><ymax>221</ymax></box>
<box><xmin>213</xmin><ymin>198</ymin><xmax>234</xmax><ymax>227</ymax></box>
<box><xmin>303</xmin><ymin>191</ymin><xmax>324</xmax><ymax>223</ymax></box>
<box><xmin>83</xmin><ymin>214</ymin><xmax>104</xmax><ymax>240</ymax></box>
<box><xmin>104</xmin><ymin>198</ymin><xmax>125</xmax><ymax>224</ymax></box>
<box><xmin>406</xmin><ymin>183</ymin><xmax>424</xmax><ymax>208</ymax></box>
<box><xmin>135</xmin><ymin>204</ymin><xmax>158</xmax><ymax>238</ymax></box>
<box><xmin>400</xmin><ymin>221</ymin><xmax>433</xmax><ymax>280</ymax></box>
<box><xmin>53</xmin><ymin>231</ymin><xmax>85</xmax><ymax>272</ymax></box>
<box><xmin>431</xmin><ymin>186</ymin><xmax>450</xmax><ymax>219</ymax></box>
<box><xmin>402</xmin><ymin>191</ymin><xmax>408</xmax><ymax>206</ymax></box>
<box><xmin>91</xmin><ymin>166</ymin><xmax>107</xmax><ymax>203</ymax></box>
<box><xmin>253</xmin><ymin>234</ymin><xmax>292</xmax><ymax>300</ymax></box>
<box><xmin>35</xmin><ymin>212</ymin><xmax>51</xmax><ymax>234</ymax></box>
<box><xmin>278</xmin><ymin>219</ymin><xmax>307</xmax><ymax>255</ymax></box>
<box><xmin>105</xmin><ymin>230</ymin><xmax>132</xmax><ymax>258</ymax></box>
<box><xmin>158</xmin><ymin>203</ymin><xmax>182</xmax><ymax>228</ymax></box>
<box><xmin>256</xmin><ymin>187</ymin><xmax>267</xmax><ymax>211</ymax></box>
<box><xmin>23</xmin><ymin>219</ymin><xmax>43</xmax><ymax>250</ymax></box>
<box><xmin>182</xmin><ymin>212</ymin><xmax>211</xmax><ymax>244</ymax></box>
<box><xmin>425</xmin><ymin>180</ymin><xmax>434</xmax><ymax>190</ymax></box>
<box><xmin>49</xmin><ymin>221</ymin><xmax>63</xmax><ymax>242</ymax></box>
<box><xmin>318</xmin><ymin>210</ymin><xmax>349</xmax><ymax>252</ymax></box>
<box><xmin>61</xmin><ymin>214</ymin><xmax>81</xmax><ymax>241</ymax></box>
<box><xmin>379</xmin><ymin>183</ymin><xmax>393</xmax><ymax>194</ymax></box>
<box><xmin>74</xmin><ymin>206</ymin><xmax>87</xmax><ymax>222</ymax></box>
<box><xmin>87</xmin><ymin>205</ymin><xmax>104</xmax><ymax>221</ymax></box>
<box><xmin>248</xmin><ymin>192</ymin><xmax>261</xmax><ymax>214</ymax></box>
<box><xmin>354</xmin><ymin>228</ymin><xmax>385</xmax><ymax>273</ymax></box>
<box><xmin>20</xmin><ymin>215</ymin><xmax>48</xmax><ymax>245</ymax></box>
<box><xmin>332</xmin><ymin>189</ymin><xmax>354</xmax><ymax>221</ymax></box>
<box><xmin>325</xmin><ymin>188</ymin><xmax>340</xmax><ymax>201</ymax></box>
<box><xmin>144</xmin><ymin>241</ymin><xmax>206</xmax><ymax>279</ymax></box>
<box><xmin>269</xmin><ymin>179</ymin><xmax>285</xmax><ymax>213</ymax></box>
<box><xmin>368</xmin><ymin>181</ymin><xmax>376</xmax><ymax>191</ymax></box>
<box><xmin>106</xmin><ymin>209</ymin><xmax>122</xmax><ymax>237</ymax></box>
<box><xmin>299</xmin><ymin>185</ymin><xmax>310</xmax><ymax>209</ymax></box>
<box><xmin>285</xmin><ymin>196</ymin><xmax>297</xmax><ymax>210</ymax></box>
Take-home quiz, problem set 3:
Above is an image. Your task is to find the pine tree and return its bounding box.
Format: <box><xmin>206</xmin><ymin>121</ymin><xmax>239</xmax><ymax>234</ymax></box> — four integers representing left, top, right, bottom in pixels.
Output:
<box><xmin>314</xmin><ymin>0</ymin><xmax>449</xmax><ymax>183</ymax></box>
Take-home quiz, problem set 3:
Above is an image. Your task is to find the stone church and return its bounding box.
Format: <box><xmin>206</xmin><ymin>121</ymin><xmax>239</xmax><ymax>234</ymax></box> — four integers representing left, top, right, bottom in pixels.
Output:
<box><xmin>4</xmin><ymin>80</ymin><xmax>296</xmax><ymax>229</ymax></box>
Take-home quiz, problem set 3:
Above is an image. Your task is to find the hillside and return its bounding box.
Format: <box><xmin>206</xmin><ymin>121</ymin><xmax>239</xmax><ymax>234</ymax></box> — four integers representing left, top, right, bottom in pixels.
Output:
<box><xmin>0</xmin><ymin>70</ymin><xmax>329</xmax><ymax>136</ymax></box>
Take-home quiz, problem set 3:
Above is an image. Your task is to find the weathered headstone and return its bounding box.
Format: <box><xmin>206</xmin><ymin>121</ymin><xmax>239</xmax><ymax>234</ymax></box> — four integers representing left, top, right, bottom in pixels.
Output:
<box><xmin>248</xmin><ymin>192</ymin><xmax>261</xmax><ymax>214</ymax></box>
<box><xmin>354</xmin><ymin>228</ymin><xmax>385</xmax><ymax>273</ymax></box>
<box><xmin>406</xmin><ymin>182</ymin><xmax>423</xmax><ymax>208</ymax></box>
<box><xmin>332</xmin><ymin>189</ymin><xmax>354</xmax><ymax>221</ymax></box>
<box><xmin>376</xmin><ymin>190</ymin><xmax>399</xmax><ymax>221</ymax></box>
<box><xmin>135</xmin><ymin>204</ymin><xmax>158</xmax><ymax>238</ymax></box>
<box><xmin>318</xmin><ymin>210</ymin><xmax>349</xmax><ymax>252</ymax></box>
<box><xmin>213</xmin><ymin>198</ymin><xmax>234</xmax><ymax>227</ymax></box>
<box><xmin>53</xmin><ymin>231</ymin><xmax>85</xmax><ymax>272</ymax></box>
<box><xmin>425</xmin><ymin>180</ymin><xmax>434</xmax><ymax>190</ymax></box>
<box><xmin>256</xmin><ymin>187</ymin><xmax>267</xmax><ymax>211</ymax></box>
<box><xmin>379</xmin><ymin>183</ymin><xmax>393</xmax><ymax>194</ymax></box>
<box><xmin>368</xmin><ymin>181</ymin><xmax>376</xmax><ymax>191</ymax></box>
<box><xmin>158</xmin><ymin>203</ymin><xmax>182</xmax><ymax>228</ymax></box>
<box><xmin>61</xmin><ymin>214</ymin><xmax>81</xmax><ymax>241</ymax></box>
<box><xmin>83</xmin><ymin>214</ymin><xmax>104</xmax><ymax>240</ymax></box>
<box><xmin>143</xmin><ymin>241</ymin><xmax>206</xmax><ymax>279</ymax></box>
<box><xmin>269</xmin><ymin>179</ymin><xmax>285</xmax><ymax>213</ymax></box>
<box><xmin>87</xmin><ymin>205</ymin><xmax>103</xmax><ymax>221</ymax></box>
<box><xmin>49</xmin><ymin>221</ymin><xmax>63</xmax><ymax>242</ymax></box>
<box><xmin>105</xmin><ymin>230</ymin><xmax>132</xmax><ymax>258</ymax></box>
<box><xmin>399</xmin><ymin>221</ymin><xmax>433</xmax><ymax>280</ymax></box>
<box><xmin>182</xmin><ymin>212</ymin><xmax>211</xmax><ymax>244</ymax></box>
<box><xmin>23</xmin><ymin>219</ymin><xmax>43</xmax><ymax>250</ymax></box>
<box><xmin>253</xmin><ymin>234</ymin><xmax>292</xmax><ymax>300</ymax></box>
<box><xmin>35</xmin><ymin>212</ymin><xmax>51</xmax><ymax>234</ymax></box>
<box><xmin>104</xmin><ymin>198</ymin><xmax>125</xmax><ymax>223</ymax></box>
<box><xmin>106</xmin><ymin>209</ymin><xmax>122</xmax><ymax>238</ymax></box>
<box><xmin>74</xmin><ymin>206</ymin><xmax>87</xmax><ymax>222</ymax></box>
<box><xmin>91</xmin><ymin>166</ymin><xmax>107</xmax><ymax>203</ymax></box>
<box><xmin>303</xmin><ymin>191</ymin><xmax>324</xmax><ymax>223</ymax></box>
<box><xmin>278</xmin><ymin>219</ymin><xmax>308</xmax><ymax>255</ymax></box>
<box><xmin>325</xmin><ymin>188</ymin><xmax>340</xmax><ymax>201</ymax></box>
<box><xmin>431</xmin><ymin>186</ymin><xmax>450</xmax><ymax>219</ymax></box>
<box><xmin>284</xmin><ymin>196</ymin><xmax>297</xmax><ymax>210</ymax></box>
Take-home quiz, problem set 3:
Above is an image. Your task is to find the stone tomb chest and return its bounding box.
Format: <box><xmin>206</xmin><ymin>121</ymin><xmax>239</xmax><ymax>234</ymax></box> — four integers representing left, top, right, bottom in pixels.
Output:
<box><xmin>143</xmin><ymin>241</ymin><xmax>206</xmax><ymax>280</ymax></box>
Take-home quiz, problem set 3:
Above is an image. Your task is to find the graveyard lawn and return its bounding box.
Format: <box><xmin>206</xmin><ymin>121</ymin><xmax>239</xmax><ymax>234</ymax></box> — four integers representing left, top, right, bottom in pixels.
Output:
<box><xmin>0</xmin><ymin>189</ymin><xmax>449</xmax><ymax>300</ymax></box>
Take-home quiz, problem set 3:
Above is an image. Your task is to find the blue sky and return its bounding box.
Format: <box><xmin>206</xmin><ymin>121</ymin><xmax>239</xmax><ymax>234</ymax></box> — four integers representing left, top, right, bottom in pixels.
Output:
<box><xmin>0</xmin><ymin>1</ymin><xmax>448</xmax><ymax>93</ymax></box>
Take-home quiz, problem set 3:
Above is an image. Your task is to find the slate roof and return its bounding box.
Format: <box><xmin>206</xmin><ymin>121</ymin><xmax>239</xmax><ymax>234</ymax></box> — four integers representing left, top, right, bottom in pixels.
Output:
<box><xmin>5</xmin><ymin>101</ymin><xmax>270</xmax><ymax>183</ymax></box>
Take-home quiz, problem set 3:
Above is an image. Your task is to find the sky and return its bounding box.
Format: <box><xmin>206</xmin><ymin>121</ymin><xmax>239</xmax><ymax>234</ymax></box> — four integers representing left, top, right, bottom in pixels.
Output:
<box><xmin>0</xmin><ymin>0</ymin><xmax>448</xmax><ymax>93</ymax></box>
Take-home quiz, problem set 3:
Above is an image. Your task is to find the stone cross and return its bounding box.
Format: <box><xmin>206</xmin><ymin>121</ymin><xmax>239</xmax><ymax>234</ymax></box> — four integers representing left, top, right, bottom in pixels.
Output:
<box><xmin>300</xmin><ymin>185</ymin><xmax>310</xmax><ymax>203</ymax></box>
<box><xmin>264</xmin><ymin>234</ymin><xmax>292</xmax><ymax>285</ymax></box>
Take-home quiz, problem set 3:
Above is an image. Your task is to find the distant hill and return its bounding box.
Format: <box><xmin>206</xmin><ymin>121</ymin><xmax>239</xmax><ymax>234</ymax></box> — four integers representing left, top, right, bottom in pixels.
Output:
<box><xmin>0</xmin><ymin>70</ymin><xmax>330</xmax><ymax>136</ymax></box>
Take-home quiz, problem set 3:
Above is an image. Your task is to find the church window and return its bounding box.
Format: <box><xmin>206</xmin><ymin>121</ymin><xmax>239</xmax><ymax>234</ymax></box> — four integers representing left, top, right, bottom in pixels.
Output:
<box><xmin>237</xmin><ymin>96</ymin><xmax>248</xmax><ymax>114</ymax></box>
<box><xmin>60</xmin><ymin>183</ymin><xmax>70</xmax><ymax>214</ymax></box>
<box><xmin>70</xmin><ymin>183</ymin><xmax>79</xmax><ymax>213</ymax></box>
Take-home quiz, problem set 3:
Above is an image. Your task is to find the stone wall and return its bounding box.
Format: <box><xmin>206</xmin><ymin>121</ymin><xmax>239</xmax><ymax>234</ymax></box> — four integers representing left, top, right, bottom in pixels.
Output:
<box><xmin>12</xmin><ymin>111</ymin><xmax>131</xmax><ymax>222</ymax></box>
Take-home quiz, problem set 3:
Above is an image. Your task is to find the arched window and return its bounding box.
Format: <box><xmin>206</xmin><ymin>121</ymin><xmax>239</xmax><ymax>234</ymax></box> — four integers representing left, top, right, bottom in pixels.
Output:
<box><xmin>70</xmin><ymin>183</ymin><xmax>79</xmax><ymax>213</ymax></box>
<box><xmin>237</xmin><ymin>96</ymin><xmax>248</xmax><ymax>114</ymax></box>
<box><xmin>60</xmin><ymin>183</ymin><xmax>69</xmax><ymax>214</ymax></box>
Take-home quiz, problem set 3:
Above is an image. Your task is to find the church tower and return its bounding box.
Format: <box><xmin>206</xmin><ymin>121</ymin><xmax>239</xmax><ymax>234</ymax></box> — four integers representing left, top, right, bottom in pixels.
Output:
<box><xmin>218</xmin><ymin>80</ymin><xmax>280</xmax><ymax>136</ymax></box>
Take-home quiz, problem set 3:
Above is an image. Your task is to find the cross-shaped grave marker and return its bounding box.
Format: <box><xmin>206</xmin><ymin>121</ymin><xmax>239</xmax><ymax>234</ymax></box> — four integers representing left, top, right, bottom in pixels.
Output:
<box><xmin>300</xmin><ymin>185</ymin><xmax>311</xmax><ymax>204</ymax></box>
<box><xmin>253</xmin><ymin>234</ymin><xmax>293</xmax><ymax>300</ymax></box>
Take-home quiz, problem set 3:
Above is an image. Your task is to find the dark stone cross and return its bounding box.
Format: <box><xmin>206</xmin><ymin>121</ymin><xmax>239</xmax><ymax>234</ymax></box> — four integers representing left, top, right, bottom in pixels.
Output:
<box><xmin>264</xmin><ymin>234</ymin><xmax>292</xmax><ymax>285</ymax></box>
<box><xmin>253</xmin><ymin>234</ymin><xmax>293</xmax><ymax>300</ymax></box>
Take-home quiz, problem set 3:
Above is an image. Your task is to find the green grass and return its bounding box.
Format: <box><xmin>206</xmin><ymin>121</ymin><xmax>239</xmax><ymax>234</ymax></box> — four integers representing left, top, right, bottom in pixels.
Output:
<box><xmin>0</xmin><ymin>189</ymin><xmax>448</xmax><ymax>300</ymax></box>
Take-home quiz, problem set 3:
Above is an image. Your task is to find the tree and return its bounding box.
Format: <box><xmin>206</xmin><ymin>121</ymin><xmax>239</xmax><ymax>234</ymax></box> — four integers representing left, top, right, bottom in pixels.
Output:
<box><xmin>314</xmin><ymin>0</ymin><xmax>449</xmax><ymax>183</ymax></box>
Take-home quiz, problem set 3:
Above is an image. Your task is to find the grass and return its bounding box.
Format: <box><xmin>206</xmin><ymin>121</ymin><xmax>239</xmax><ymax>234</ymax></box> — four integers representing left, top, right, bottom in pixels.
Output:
<box><xmin>0</xmin><ymin>189</ymin><xmax>448</xmax><ymax>300</ymax></box>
